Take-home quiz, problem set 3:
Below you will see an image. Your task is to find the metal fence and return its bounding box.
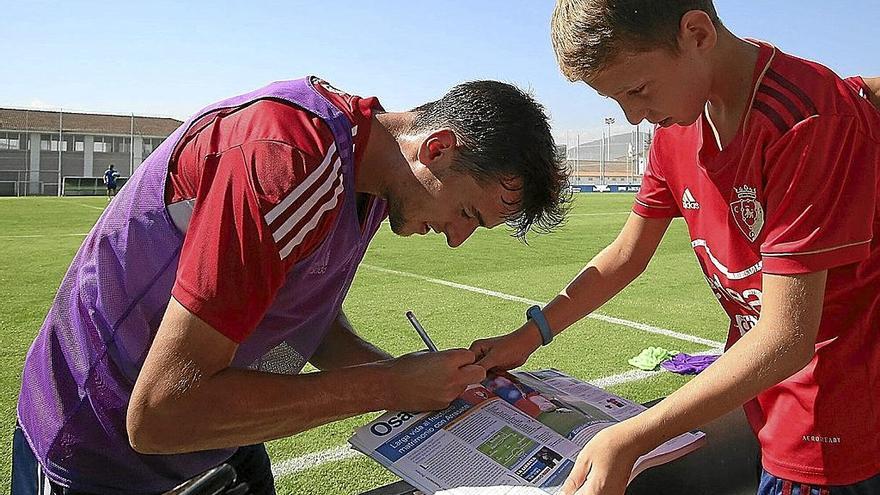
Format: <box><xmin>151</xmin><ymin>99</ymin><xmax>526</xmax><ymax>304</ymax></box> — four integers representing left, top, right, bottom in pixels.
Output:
<box><xmin>558</xmin><ymin>124</ymin><xmax>653</xmax><ymax>187</ymax></box>
<box><xmin>62</xmin><ymin>176</ymin><xmax>129</xmax><ymax>196</ymax></box>
<box><xmin>0</xmin><ymin>170</ymin><xmax>61</xmax><ymax>196</ymax></box>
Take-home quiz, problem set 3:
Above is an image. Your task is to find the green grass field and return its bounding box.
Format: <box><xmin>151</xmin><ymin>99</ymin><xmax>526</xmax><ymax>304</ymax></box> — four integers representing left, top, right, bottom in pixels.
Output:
<box><xmin>0</xmin><ymin>194</ymin><xmax>728</xmax><ymax>494</ymax></box>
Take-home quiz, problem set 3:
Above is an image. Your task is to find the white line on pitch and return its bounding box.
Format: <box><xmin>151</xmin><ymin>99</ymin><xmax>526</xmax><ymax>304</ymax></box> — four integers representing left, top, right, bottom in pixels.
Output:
<box><xmin>589</xmin><ymin>349</ymin><xmax>721</xmax><ymax>388</ymax></box>
<box><xmin>0</xmin><ymin>197</ymin><xmax>106</xmax><ymax>210</ymax></box>
<box><xmin>67</xmin><ymin>202</ymin><xmax>106</xmax><ymax>211</ymax></box>
<box><xmin>0</xmin><ymin>233</ymin><xmax>89</xmax><ymax>239</ymax></box>
<box><xmin>37</xmin><ymin>198</ymin><xmax>107</xmax><ymax>211</ymax></box>
<box><xmin>272</xmin><ymin>445</ymin><xmax>363</xmax><ymax>478</ymax></box>
<box><xmin>361</xmin><ymin>264</ymin><xmax>724</xmax><ymax>349</ymax></box>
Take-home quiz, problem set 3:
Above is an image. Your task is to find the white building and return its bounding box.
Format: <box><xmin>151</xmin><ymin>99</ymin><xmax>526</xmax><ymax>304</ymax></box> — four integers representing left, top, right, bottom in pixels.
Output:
<box><xmin>0</xmin><ymin>108</ymin><xmax>182</xmax><ymax>196</ymax></box>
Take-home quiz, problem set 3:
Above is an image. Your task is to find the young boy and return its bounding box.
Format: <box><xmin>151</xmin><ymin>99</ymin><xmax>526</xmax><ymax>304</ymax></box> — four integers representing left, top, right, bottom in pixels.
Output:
<box><xmin>471</xmin><ymin>2</ymin><xmax>880</xmax><ymax>494</ymax></box>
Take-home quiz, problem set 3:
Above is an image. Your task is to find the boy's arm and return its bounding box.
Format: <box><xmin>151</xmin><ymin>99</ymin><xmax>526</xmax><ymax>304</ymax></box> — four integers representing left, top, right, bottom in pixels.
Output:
<box><xmin>561</xmin><ymin>269</ymin><xmax>826</xmax><ymax>495</ymax></box>
<box><xmin>540</xmin><ymin>212</ymin><xmax>673</xmax><ymax>335</ymax></box>
<box><xmin>472</xmin><ymin>213</ymin><xmax>672</xmax><ymax>371</ymax></box>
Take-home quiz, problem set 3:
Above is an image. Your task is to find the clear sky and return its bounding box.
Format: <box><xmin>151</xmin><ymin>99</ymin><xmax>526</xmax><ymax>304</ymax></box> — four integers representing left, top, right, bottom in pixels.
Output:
<box><xmin>2</xmin><ymin>1</ymin><xmax>876</xmax><ymax>141</ymax></box>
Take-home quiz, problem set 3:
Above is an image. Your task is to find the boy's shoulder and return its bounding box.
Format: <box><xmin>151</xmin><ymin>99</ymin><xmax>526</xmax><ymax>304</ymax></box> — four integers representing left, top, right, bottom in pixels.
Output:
<box><xmin>766</xmin><ymin>44</ymin><xmax>869</xmax><ymax>123</ymax></box>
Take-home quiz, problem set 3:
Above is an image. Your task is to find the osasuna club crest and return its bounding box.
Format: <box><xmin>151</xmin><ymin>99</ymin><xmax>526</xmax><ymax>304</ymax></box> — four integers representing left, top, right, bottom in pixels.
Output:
<box><xmin>730</xmin><ymin>185</ymin><xmax>764</xmax><ymax>242</ymax></box>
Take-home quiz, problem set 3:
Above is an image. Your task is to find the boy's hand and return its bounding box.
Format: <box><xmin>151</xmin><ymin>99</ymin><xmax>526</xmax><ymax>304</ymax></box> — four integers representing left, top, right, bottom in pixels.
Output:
<box><xmin>469</xmin><ymin>325</ymin><xmax>542</xmax><ymax>372</ymax></box>
<box><xmin>561</xmin><ymin>422</ymin><xmax>645</xmax><ymax>495</ymax></box>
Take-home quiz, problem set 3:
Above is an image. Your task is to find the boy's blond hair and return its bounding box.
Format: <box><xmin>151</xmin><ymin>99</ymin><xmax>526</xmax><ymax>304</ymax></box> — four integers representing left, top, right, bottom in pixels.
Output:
<box><xmin>551</xmin><ymin>0</ymin><xmax>721</xmax><ymax>82</ymax></box>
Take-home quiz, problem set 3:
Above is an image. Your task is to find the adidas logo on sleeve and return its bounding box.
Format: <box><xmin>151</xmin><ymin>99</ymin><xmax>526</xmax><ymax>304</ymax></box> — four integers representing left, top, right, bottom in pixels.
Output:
<box><xmin>682</xmin><ymin>188</ymin><xmax>701</xmax><ymax>210</ymax></box>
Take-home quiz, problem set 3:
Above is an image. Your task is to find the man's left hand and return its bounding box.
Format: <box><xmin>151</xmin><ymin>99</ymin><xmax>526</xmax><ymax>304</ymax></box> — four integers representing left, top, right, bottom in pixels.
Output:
<box><xmin>561</xmin><ymin>422</ymin><xmax>645</xmax><ymax>495</ymax></box>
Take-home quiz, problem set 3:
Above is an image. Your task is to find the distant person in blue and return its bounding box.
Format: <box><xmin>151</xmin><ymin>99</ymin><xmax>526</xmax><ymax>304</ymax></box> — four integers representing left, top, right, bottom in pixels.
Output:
<box><xmin>103</xmin><ymin>164</ymin><xmax>120</xmax><ymax>199</ymax></box>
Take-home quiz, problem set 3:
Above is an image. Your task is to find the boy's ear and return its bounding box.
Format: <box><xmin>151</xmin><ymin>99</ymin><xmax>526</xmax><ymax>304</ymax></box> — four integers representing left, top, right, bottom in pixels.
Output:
<box><xmin>678</xmin><ymin>10</ymin><xmax>718</xmax><ymax>53</ymax></box>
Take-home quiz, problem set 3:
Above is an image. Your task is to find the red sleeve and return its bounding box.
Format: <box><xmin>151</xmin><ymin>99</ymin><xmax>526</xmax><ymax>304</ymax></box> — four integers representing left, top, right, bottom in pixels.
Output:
<box><xmin>632</xmin><ymin>137</ymin><xmax>681</xmax><ymax>218</ymax></box>
<box><xmin>171</xmin><ymin>138</ymin><xmax>345</xmax><ymax>343</ymax></box>
<box><xmin>844</xmin><ymin>76</ymin><xmax>869</xmax><ymax>99</ymax></box>
<box><xmin>760</xmin><ymin>115</ymin><xmax>877</xmax><ymax>274</ymax></box>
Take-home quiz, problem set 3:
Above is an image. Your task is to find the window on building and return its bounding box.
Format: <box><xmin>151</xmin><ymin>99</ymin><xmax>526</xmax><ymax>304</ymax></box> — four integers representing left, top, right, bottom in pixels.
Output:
<box><xmin>73</xmin><ymin>135</ymin><xmax>85</xmax><ymax>152</ymax></box>
<box><xmin>112</xmin><ymin>136</ymin><xmax>131</xmax><ymax>153</ymax></box>
<box><xmin>143</xmin><ymin>137</ymin><xmax>165</xmax><ymax>157</ymax></box>
<box><xmin>93</xmin><ymin>136</ymin><xmax>109</xmax><ymax>153</ymax></box>
<box><xmin>0</xmin><ymin>132</ymin><xmax>22</xmax><ymax>150</ymax></box>
<box><xmin>42</xmin><ymin>134</ymin><xmax>67</xmax><ymax>152</ymax></box>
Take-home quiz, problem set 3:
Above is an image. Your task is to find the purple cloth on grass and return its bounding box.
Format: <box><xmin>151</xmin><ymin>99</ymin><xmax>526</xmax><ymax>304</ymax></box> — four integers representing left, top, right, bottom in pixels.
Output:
<box><xmin>661</xmin><ymin>353</ymin><xmax>720</xmax><ymax>374</ymax></box>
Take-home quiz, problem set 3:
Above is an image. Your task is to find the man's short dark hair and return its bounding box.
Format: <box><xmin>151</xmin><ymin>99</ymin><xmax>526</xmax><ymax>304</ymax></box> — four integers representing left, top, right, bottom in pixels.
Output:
<box><xmin>551</xmin><ymin>0</ymin><xmax>722</xmax><ymax>81</ymax></box>
<box><xmin>409</xmin><ymin>81</ymin><xmax>568</xmax><ymax>239</ymax></box>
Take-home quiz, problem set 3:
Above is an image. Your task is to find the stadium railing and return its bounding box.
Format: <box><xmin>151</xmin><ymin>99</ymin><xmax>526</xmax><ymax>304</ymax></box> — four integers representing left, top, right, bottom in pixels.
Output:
<box><xmin>61</xmin><ymin>176</ymin><xmax>129</xmax><ymax>196</ymax></box>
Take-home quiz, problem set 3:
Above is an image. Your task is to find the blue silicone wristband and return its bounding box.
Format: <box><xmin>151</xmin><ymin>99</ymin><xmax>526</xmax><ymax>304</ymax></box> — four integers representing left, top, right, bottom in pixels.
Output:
<box><xmin>526</xmin><ymin>305</ymin><xmax>553</xmax><ymax>346</ymax></box>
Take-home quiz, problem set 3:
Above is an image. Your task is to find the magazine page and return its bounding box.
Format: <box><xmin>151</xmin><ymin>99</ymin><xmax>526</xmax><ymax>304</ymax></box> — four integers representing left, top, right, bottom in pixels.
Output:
<box><xmin>505</xmin><ymin>371</ymin><xmax>630</xmax><ymax>447</ymax></box>
<box><xmin>350</xmin><ymin>370</ymin><xmax>705</xmax><ymax>494</ymax></box>
<box><xmin>350</xmin><ymin>383</ymin><xmax>578</xmax><ymax>494</ymax></box>
<box><xmin>512</xmin><ymin>370</ymin><xmax>706</xmax><ymax>478</ymax></box>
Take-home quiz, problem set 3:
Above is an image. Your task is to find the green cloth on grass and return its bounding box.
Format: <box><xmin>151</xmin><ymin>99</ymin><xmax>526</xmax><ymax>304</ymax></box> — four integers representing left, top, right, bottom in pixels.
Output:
<box><xmin>628</xmin><ymin>347</ymin><xmax>680</xmax><ymax>371</ymax></box>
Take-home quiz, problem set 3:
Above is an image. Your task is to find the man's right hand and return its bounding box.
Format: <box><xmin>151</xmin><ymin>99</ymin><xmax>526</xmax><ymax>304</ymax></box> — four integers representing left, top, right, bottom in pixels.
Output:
<box><xmin>382</xmin><ymin>349</ymin><xmax>486</xmax><ymax>412</ymax></box>
<box><xmin>469</xmin><ymin>324</ymin><xmax>543</xmax><ymax>372</ymax></box>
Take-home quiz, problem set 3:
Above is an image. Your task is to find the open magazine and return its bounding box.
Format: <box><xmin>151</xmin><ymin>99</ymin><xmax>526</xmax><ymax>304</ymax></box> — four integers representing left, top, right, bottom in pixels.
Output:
<box><xmin>349</xmin><ymin>369</ymin><xmax>705</xmax><ymax>495</ymax></box>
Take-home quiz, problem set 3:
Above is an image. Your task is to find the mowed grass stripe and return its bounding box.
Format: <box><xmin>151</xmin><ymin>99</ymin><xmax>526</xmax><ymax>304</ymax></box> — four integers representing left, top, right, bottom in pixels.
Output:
<box><xmin>361</xmin><ymin>264</ymin><xmax>723</xmax><ymax>349</ymax></box>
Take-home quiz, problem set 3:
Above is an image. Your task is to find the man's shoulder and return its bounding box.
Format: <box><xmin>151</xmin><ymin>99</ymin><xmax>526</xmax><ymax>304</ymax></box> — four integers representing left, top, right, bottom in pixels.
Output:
<box><xmin>231</xmin><ymin>99</ymin><xmax>328</xmax><ymax>142</ymax></box>
<box><xmin>309</xmin><ymin>76</ymin><xmax>383</xmax><ymax>128</ymax></box>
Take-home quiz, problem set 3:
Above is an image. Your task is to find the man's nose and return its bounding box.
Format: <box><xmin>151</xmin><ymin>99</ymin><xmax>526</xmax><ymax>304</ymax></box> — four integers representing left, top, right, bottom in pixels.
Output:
<box><xmin>445</xmin><ymin>220</ymin><xmax>478</xmax><ymax>248</ymax></box>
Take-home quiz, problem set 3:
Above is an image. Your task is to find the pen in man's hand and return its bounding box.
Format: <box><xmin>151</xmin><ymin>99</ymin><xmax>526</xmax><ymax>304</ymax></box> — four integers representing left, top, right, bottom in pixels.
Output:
<box><xmin>406</xmin><ymin>311</ymin><xmax>438</xmax><ymax>352</ymax></box>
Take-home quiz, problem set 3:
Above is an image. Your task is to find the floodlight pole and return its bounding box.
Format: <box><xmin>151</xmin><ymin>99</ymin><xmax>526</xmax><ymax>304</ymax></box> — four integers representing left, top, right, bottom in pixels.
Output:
<box><xmin>604</xmin><ymin>117</ymin><xmax>615</xmax><ymax>184</ymax></box>
<box><xmin>634</xmin><ymin>123</ymin><xmax>641</xmax><ymax>182</ymax></box>
<box><xmin>57</xmin><ymin>108</ymin><xmax>63</xmax><ymax>197</ymax></box>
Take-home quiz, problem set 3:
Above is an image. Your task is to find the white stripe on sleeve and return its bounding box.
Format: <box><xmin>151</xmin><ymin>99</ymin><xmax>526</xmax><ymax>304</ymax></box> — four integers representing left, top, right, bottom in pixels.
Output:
<box><xmin>278</xmin><ymin>180</ymin><xmax>345</xmax><ymax>259</ymax></box>
<box><xmin>265</xmin><ymin>143</ymin><xmax>338</xmax><ymax>225</ymax></box>
<box><xmin>271</xmin><ymin>157</ymin><xmax>342</xmax><ymax>243</ymax></box>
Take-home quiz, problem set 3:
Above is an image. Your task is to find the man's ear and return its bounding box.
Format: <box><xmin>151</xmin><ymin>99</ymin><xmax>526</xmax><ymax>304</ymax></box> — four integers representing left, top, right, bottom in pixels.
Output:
<box><xmin>417</xmin><ymin>129</ymin><xmax>457</xmax><ymax>164</ymax></box>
